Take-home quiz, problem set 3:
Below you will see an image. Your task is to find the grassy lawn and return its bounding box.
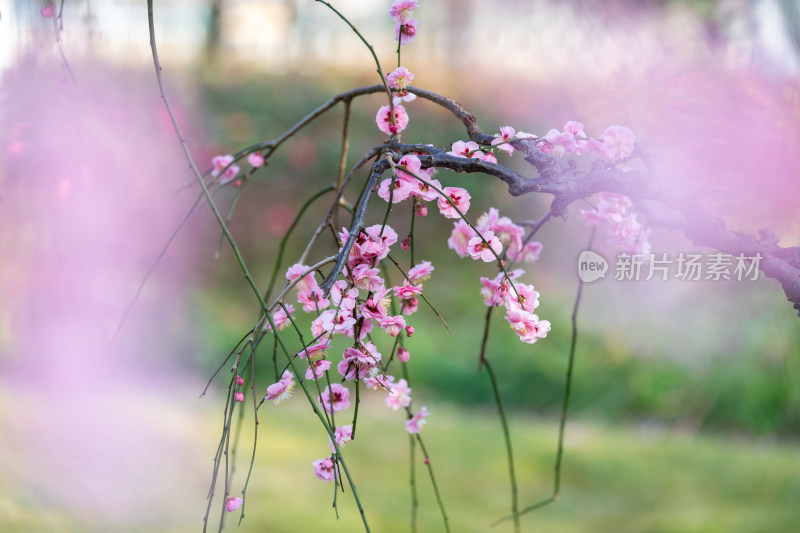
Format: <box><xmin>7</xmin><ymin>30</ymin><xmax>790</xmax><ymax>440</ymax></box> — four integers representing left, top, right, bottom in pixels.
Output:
<box><xmin>1</xmin><ymin>385</ymin><xmax>797</xmax><ymax>533</ymax></box>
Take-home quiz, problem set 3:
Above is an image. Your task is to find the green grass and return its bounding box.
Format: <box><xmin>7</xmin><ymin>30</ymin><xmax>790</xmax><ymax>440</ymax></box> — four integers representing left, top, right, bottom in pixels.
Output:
<box><xmin>2</xmin><ymin>386</ymin><xmax>797</xmax><ymax>533</ymax></box>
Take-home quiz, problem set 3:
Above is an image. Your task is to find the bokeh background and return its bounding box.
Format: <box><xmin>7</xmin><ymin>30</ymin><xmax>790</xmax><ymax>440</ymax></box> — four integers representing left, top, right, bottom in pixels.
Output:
<box><xmin>1</xmin><ymin>1</ymin><xmax>799</xmax><ymax>532</ymax></box>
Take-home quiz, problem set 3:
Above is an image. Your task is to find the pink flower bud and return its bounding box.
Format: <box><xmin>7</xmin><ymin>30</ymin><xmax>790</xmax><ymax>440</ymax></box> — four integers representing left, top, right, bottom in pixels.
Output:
<box><xmin>397</xmin><ymin>347</ymin><xmax>410</xmax><ymax>362</ymax></box>
<box><xmin>226</xmin><ymin>496</ymin><xmax>243</xmax><ymax>512</ymax></box>
<box><xmin>414</xmin><ymin>202</ymin><xmax>428</xmax><ymax>217</ymax></box>
<box><xmin>235</xmin><ymin>376</ymin><xmax>245</xmax><ymax>386</ymax></box>
<box><xmin>247</xmin><ymin>152</ymin><xmax>265</xmax><ymax>167</ymax></box>
<box><xmin>424</xmin><ymin>457</ymin><xmax>430</xmax><ymax>465</ymax></box>
<box><xmin>401</xmin><ymin>236</ymin><xmax>411</xmax><ymax>250</ymax></box>
<box><xmin>234</xmin><ymin>392</ymin><xmax>244</xmax><ymax>402</ymax></box>
<box><xmin>41</xmin><ymin>5</ymin><xmax>55</xmax><ymax>18</ymax></box>
<box><xmin>405</xmin><ymin>325</ymin><xmax>415</xmax><ymax>337</ymax></box>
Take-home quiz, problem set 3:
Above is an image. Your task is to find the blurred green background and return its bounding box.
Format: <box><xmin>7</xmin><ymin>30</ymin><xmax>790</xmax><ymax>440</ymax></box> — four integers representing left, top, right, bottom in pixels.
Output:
<box><xmin>1</xmin><ymin>0</ymin><xmax>799</xmax><ymax>532</ymax></box>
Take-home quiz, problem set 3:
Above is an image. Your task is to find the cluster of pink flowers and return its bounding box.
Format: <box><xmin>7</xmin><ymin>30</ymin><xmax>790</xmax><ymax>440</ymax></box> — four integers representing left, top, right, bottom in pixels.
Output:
<box><xmin>580</xmin><ymin>192</ymin><xmax>651</xmax><ymax>254</ymax></box>
<box><xmin>448</xmin><ymin>207</ymin><xmax>542</xmax><ymax>265</ymax></box>
<box><xmin>535</xmin><ymin>121</ymin><xmax>636</xmax><ymax>163</ymax></box>
<box><xmin>211</xmin><ymin>154</ymin><xmax>240</xmax><ymax>185</ymax></box>
<box><xmin>390</xmin><ymin>1</ymin><xmax>418</xmax><ymax>44</ymax></box>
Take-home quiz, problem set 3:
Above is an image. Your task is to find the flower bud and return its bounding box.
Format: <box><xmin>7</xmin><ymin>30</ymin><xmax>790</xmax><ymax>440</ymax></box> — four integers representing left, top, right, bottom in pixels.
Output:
<box><xmin>234</xmin><ymin>392</ymin><xmax>244</xmax><ymax>403</ymax></box>
<box><xmin>405</xmin><ymin>325</ymin><xmax>415</xmax><ymax>337</ymax></box>
<box><xmin>235</xmin><ymin>376</ymin><xmax>245</xmax><ymax>386</ymax></box>
<box><xmin>397</xmin><ymin>347</ymin><xmax>410</xmax><ymax>362</ymax></box>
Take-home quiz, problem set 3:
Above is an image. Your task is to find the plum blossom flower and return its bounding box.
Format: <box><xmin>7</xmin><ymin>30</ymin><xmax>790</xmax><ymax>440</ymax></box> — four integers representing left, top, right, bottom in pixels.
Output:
<box><xmin>211</xmin><ymin>155</ymin><xmax>240</xmax><ymax>184</ymax></box>
<box><xmin>482</xmin><ymin>151</ymin><xmax>498</xmax><ymax>164</ymax></box>
<box><xmin>437</xmin><ymin>187</ymin><xmax>471</xmax><ymax>219</ymax></box>
<box><xmin>319</xmin><ymin>308</ymin><xmax>357</xmax><ymax>335</ymax></box>
<box><xmin>448</xmin><ymin>140</ymin><xmax>482</xmax><ymax>159</ymax></box>
<box><xmin>468</xmin><ymin>231</ymin><xmax>503</xmax><ymax>262</ymax></box>
<box><xmin>414</xmin><ymin>202</ymin><xmax>427</xmax><ymax>216</ymax></box>
<box><xmin>406</xmin><ymin>406</ymin><xmax>429</xmax><ymax>434</ymax></box>
<box><xmin>385</xmin><ymin>378</ymin><xmax>412</xmax><ymax>410</ymax></box>
<box><xmin>285</xmin><ymin>263</ymin><xmax>317</xmax><ymax>292</ymax></box>
<box><xmin>407</xmin><ymin>260</ymin><xmax>434</xmax><ymax>284</ymax></box>
<box><xmin>395</xmin><ymin>18</ymin><xmax>418</xmax><ymax>44</ymax></box>
<box><xmin>41</xmin><ymin>5</ymin><xmax>55</xmax><ymax>18</ymax></box>
<box><xmin>504</xmin><ymin>282</ymin><xmax>540</xmax><ymax>314</ymax></box>
<box><xmin>401</xmin><ymin>297</ymin><xmax>419</xmax><ymax>315</ymax></box>
<box><xmin>491</xmin><ymin>126</ymin><xmax>517</xmax><ymax>155</ymax></box>
<box><xmin>235</xmin><ymin>375</ymin><xmax>245</xmax><ymax>386</ymax></box>
<box><xmin>319</xmin><ymin>383</ymin><xmax>350</xmax><ymax>414</ymax></box>
<box><xmin>447</xmin><ymin>220</ymin><xmax>477</xmax><ymax>257</ymax></box>
<box><xmin>390</xmin><ymin>0</ymin><xmax>418</xmax><ymax>23</ymax></box>
<box><xmin>313</xmin><ymin>457</ymin><xmax>337</xmax><ymax>482</ymax></box>
<box><xmin>511</xmin><ymin>241</ymin><xmax>543</xmax><ymax>263</ymax></box>
<box><xmin>598</xmin><ymin>125</ymin><xmax>635</xmax><ymax>162</ymax></box>
<box><xmin>339</xmin><ymin>342</ymin><xmax>382</xmax><ymax>380</ymax></box>
<box><xmin>378</xmin><ymin>176</ymin><xmax>415</xmax><ymax>203</ymax></box>
<box><xmin>262</xmin><ymin>304</ymin><xmax>294</xmax><ymax>332</ymax></box>
<box><xmin>397</xmin><ymin>347</ymin><xmax>410</xmax><ymax>362</ymax></box>
<box><xmin>247</xmin><ymin>152</ymin><xmax>264</xmax><ymax>167</ymax></box>
<box><xmin>298</xmin><ymin>340</ymin><xmax>331</xmax><ymax>360</ymax></box>
<box><xmin>297</xmin><ymin>286</ymin><xmax>330</xmax><ymax>313</ymax></box>
<box><xmin>328</xmin><ymin>425</ymin><xmax>353</xmax><ymax>452</ymax></box>
<box><xmin>265</xmin><ymin>372</ymin><xmax>294</xmax><ymax>406</ymax></box>
<box><xmin>394</xmin><ymin>281</ymin><xmax>422</xmax><ymax>300</ymax></box>
<box><xmin>505</xmin><ymin>309</ymin><xmax>550</xmax><ymax>344</ymax></box>
<box><xmin>226</xmin><ymin>497</ymin><xmax>243</xmax><ymax>512</ymax></box>
<box><xmin>352</xmin><ymin>264</ymin><xmax>384</xmax><ymax>292</ymax></box>
<box><xmin>540</xmin><ymin>129</ymin><xmax>576</xmax><ymax>157</ymax></box>
<box><xmin>563</xmin><ymin>121</ymin><xmax>588</xmax><ymax>153</ymax></box>
<box><xmin>411</xmin><ymin>175</ymin><xmax>442</xmax><ymax>202</ymax></box>
<box><xmin>376</xmin><ymin>104</ymin><xmax>409</xmax><ymax>135</ymax></box>
<box><xmin>365</xmin><ymin>373</ymin><xmax>394</xmax><ymax>391</ymax></box>
<box><xmin>306</xmin><ymin>358</ymin><xmax>332</xmax><ymax>381</ymax></box>
<box><xmin>234</xmin><ymin>392</ymin><xmax>244</xmax><ymax>402</ymax></box>
<box><xmin>387</xmin><ymin>66</ymin><xmax>414</xmax><ymax>91</ymax></box>
<box><xmin>379</xmin><ymin>314</ymin><xmax>406</xmax><ymax>337</ymax></box>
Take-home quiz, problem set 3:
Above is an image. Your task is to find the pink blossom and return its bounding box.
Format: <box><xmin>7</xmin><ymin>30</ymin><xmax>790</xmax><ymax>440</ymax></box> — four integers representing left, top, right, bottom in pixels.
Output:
<box><xmin>401</xmin><ymin>297</ymin><xmax>419</xmax><ymax>315</ymax></box>
<box><xmin>234</xmin><ymin>391</ymin><xmax>244</xmax><ymax>403</ymax></box>
<box><xmin>480</xmin><ymin>276</ymin><xmax>505</xmax><ymax>307</ymax></box>
<box><xmin>312</xmin><ymin>458</ymin><xmax>337</xmax><ymax>482</ymax></box>
<box><xmin>389</xmin><ymin>0</ymin><xmax>418</xmax><ymax>23</ymax></box>
<box><xmin>247</xmin><ymin>152</ymin><xmax>264</xmax><ymax>167</ymax></box>
<box><xmin>482</xmin><ymin>151</ymin><xmax>498</xmax><ymax>164</ymax></box>
<box><xmin>401</xmin><ymin>236</ymin><xmax>411</xmax><ymax>250</ymax></box>
<box><xmin>394</xmin><ymin>281</ymin><xmax>423</xmax><ymax>299</ymax></box>
<box><xmin>491</xmin><ymin>126</ymin><xmax>517</xmax><ymax>155</ymax></box>
<box><xmin>299</xmin><ymin>340</ymin><xmax>331</xmax><ymax>360</ymax></box>
<box><xmin>385</xmin><ymin>378</ymin><xmax>412</xmax><ymax>410</ymax></box>
<box><xmin>397</xmin><ymin>154</ymin><xmax>423</xmax><ymax>181</ymax></box>
<box><xmin>447</xmin><ymin>219</ymin><xmax>478</xmax><ymax>257</ymax></box>
<box><xmin>393</xmin><ymin>91</ymin><xmax>417</xmax><ymax>105</ymax></box>
<box><xmin>405</xmin><ymin>325</ymin><xmax>415</xmax><ymax>337</ymax></box>
<box><xmin>437</xmin><ymin>186</ymin><xmax>471</xmax><ymax>219</ymax></box>
<box><xmin>468</xmin><ymin>231</ymin><xmax>503</xmax><ymax>262</ymax></box>
<box><xmin>339</xmin><ymin>342</ymin><xmax>381</xmax><ymax>380</ymax></box>
<box><xmin>397</xmin><ymin>347</ymin><xmax>410</xmax><ymax>363</ymax></box>
<box><xmin>352</xmin><ymin>264</ymin><xmax>384</xmax><ymax>292</ymax></box>
<box><xmin>365</xmin><ymin>373</ymin><xmax>394</xmax><ymax>391</ymax></box>
<box><xmin>349</xmin><ymin>224</ymin><xmax>397</xmax><ymax>263</ymax></box>
<box><xmin>360</xmin><ymin>285</ymin><xmax>392</xmax><ymax>321</ymax></box>
<box><xmin>511</xmin><ymin>241</ymin><xmax>543</xmax><ymax>263</ymax></box>
<box><xmin>540</xmin><ymin>129</ymin><xmax>576</xmax><ymax>157</ymax></box>
<box><xmin>265</xmin><ymin>377</ymin><xmax>293</xmax><ymax>406</ymax></box>
<box><xmin>285</xmin><ymin>263</ymin><xmax>317</xmax><ymax>292</ymax></box>
<box><xmin>319</xmin><ymin>308</ymin><xmax>357</xmax><ymax>335</ymax></box>
<box><xmin>407</xmin><ymin>260</ymin><xmax>434</xmax><ymax>284</ymax></box>
<box><xmin>376</xmin><ymin>104</ymin><xmax>409</xmax><ymax>135</ymax></box>
<box><xmin>305</xmin><ymin>358</ymin><xmax>331</xmax><ymax>380</ymax></box>
<box><xmin>226</xmin><ymin>497</ymin><xmax>243</xmax><ymax>512</ymax></box>
<box><xmin>330</xmin><ymin>281</ymin><xmax>359</xmax><ymax>311</ymax></box>
<box><xmin>387</xmin><ymin>66</ymin><xmax>414</xmax><ymax>91</ymax></box>
<box><xmin>379</xmin><ymin>314</ymin><xmax>406</xmax><ymax>337</ymax></box>
<box><xmin>448</xmin><ymin>140</ymin><xmax>481</xmax><ymax>158</ymax></box>
<box><xmin>344</xmin><ymin>315</ymin><xmax>373</xmax><ymax>341</ymax></box>
<box><xmin>235</xmin><ymin>375</ymin><xmax>245</xmax><ymax>386</ymax></box>
<box><xmin>598</xmin><ymin>125</ymin><xmax>636</xmax><ymax>162</ymax></box>
<box><xmin>395</xmin><ymin>18</ymin><xmax>418</xmax><ymax>44</ymax></box>
<box><xmin>297</xmin><ymin>286</ymin><xmax>330</xmax><ymax>313</ymax></box>
<box><xmin>505</xmin><ymin>309</ymin><xmax>550</xmax><ymax>344</ymax></box>
<box><xmin>563</xmin><ymin>121</ymin><xmax>588</xmax><ymax>153</ymax></box>
<box><xmin>378</xmin><ymin>176</ymin><xmax>415</xmax><ymax>203</ymax></box>
<box><xmin>411</xmin><ymin>176</ymin><xmax>443</xmax><ymax>202</ymax></box>
<box><xmin>41</xmin><ymin>5</ymin><xmax>55</xmax><ymax>18</ymax></box>
<box><xmin>319</xmin><ymin>383</ymin><xmax>350</xmax><ymax>414</ymax></box>
<box><xmin>211</xmin><ymin>155</ymin><xmax>240</xmax><ymax>184</ymax></box>
<box><xmin>406</xmin><ymin>406</ymin><xmax>429</xmax><ymax>434</ymax></box>
<box><xmin>329</xmin><ymin>425</ymin><xmax>353</xmax><ymax>452</ymax></box>
<box><xmin>504</xmin><ymin>283</ymin><xmax>540</xmax><ymax>313</ymax></box>
<box><xmin>263</xmin><ymin>304</ymin><xmax>294</xmax><ymax>332</ymax></box>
